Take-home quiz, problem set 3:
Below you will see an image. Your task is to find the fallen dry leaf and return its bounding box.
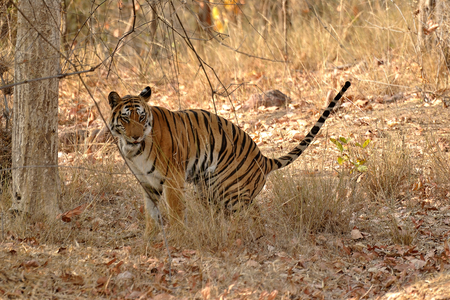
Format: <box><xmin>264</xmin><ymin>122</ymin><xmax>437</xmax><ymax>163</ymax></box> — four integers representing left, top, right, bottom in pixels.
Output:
<box><xmin>117</xmin><ymin>271</ymin><xmax>134</xmax><ymax>281</ymax></box>
<box><xmin>61</xmin><ymin>273</ymin><xmax>84</xmax><ymax>285</ymax></box>
<box><xmin>354</xmin><ymin>99</ymin><xmax>369</xmax><ymax>107</ymax></box>
<box><xmin>126</xmin><ymin>290</ymin><xmax>144</xmax><ymax>299</ymax></box>
<box><xmin>291</xmin><ymin>132</ymin><xmax>305</xmax><ymax>142</ymax></box>
<box><xmin>57</xmin><ymin>247</ymin><xmax>67</xmax><ymax>254</ymax></box>
<box><xmin>267</xmin><ymin>290</ymin><xmax>278</xmax><ymax>300</ymax></box>
<box><xmin>410</xmin><ymin>259</ymin><xmax>426</xmax><ymax>270</ymax></box>
<box><xmin>201</xmin><ymin>283</ymin><xmax>211</xmax><ymax>300</ymax></box>
<box><xmin>423</xmin><ymin>20</ymin><xmax>439</xmax><ymax>35</ymax></box>
<box><xmin>97</xmin><ymin>276</ymin><xmax>108</xmax><ymax>286</ymax></box>
<box><xmin>153</xmin><ymin>293</ymin><xmax>175</xmax><ymax>300</ymax></box>
<box><xmin>22</xmin><ymin>260</ymin><xmax>39</xmax><ymax>269</ymax></box>
<box><xmin>351</xmin><ymin>228</ymin><xmax>364</xmax><ymax>240</ymax></box>
<box><xmin>246</xmin><ymin>260</ymin><xmax>259</xmax><ymax>267</ymax></box>
<box><xmin>57</xmin><ymin>203</ymin><xmax>89</xmax><ymax>222</ymax></box>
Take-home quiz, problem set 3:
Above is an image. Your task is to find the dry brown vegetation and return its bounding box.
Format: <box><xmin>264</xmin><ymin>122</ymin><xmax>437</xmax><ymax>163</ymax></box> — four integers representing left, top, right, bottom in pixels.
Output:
<box><xmin>1</xmin><ymin>0</ymin><xmax>450</xmax><ymax>299</ymax></box>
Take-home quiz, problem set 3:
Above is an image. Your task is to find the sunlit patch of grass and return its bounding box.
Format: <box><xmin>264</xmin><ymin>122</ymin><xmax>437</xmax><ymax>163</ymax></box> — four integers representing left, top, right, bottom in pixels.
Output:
<box><xmin>263</xmin><ymin>166</ymin><xmax>361</xmax><ymax>252</ymax></box>
<box><xmin>158</xmin><ymin>159</ymin><xmax>363</xmax><ymax>254</ymax></box>
<box><xmin>426</xmin><ymin>133</ymin><xmax>450</xmax><ymax>200</ymax></box>
<box><xmin>161</xmin><ymin>187</ymin><xmax>265</xmax><ymax>252</ymax></box>
<box><xmin>364</xmin><ymin>134</ymin><xmax>416</xmax><ymax>204</ymax></box>
<box><xmin>1</xmin><ymin>154</ymin><xmax>143</xmax><ymax>245</ymax></box>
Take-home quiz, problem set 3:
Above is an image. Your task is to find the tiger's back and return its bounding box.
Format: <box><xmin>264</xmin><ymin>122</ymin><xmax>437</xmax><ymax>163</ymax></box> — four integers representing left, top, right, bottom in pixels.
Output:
<box><xmin>140</xmin><ymin>106</ymin><xmax>268</xmax><ymax>209</ymax></box>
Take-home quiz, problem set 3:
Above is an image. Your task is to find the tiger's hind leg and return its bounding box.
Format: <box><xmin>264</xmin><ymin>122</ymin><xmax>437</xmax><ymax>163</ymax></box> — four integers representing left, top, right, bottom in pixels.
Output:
<box><xmin>224</xmin><ymin>194</ymin><xmax>265</xmax><ymax>244</ymax></box>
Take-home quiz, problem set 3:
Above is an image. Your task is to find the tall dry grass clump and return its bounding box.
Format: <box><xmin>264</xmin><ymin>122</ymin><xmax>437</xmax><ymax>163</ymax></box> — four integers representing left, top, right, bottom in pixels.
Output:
<box><xmin>263</xmin><ymin>167</ymin><xmax>360</xmax><ymax>251</ymax></box>
<box><xmin>425</xmin><ymin>132</ymin><xmax>450</xmax><ymax>200</ymax></box>
<box><xmin>160</xmin><ymin>165</ymin><xmax>362</xmax><ymax>254</ymax></box>
<box><xmin>166</xmin><ymin>190</ymin><xmax>264</xmax><ymax>252</ymax></box>
<box><xmin>363</xmin><ymin>134</ymin><xmax>415</xmax><ymax>204</ymax></box>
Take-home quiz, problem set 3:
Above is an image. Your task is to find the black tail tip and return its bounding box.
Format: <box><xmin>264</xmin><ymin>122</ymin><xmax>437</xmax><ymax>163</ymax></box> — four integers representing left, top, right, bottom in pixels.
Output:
<box><xmin>344</xmin><ymin>81</ymin><xmax>351</xmax><ymax>89</ymax></box>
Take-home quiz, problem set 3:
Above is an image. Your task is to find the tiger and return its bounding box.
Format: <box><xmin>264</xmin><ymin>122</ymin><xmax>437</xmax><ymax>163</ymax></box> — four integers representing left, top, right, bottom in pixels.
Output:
<box><xmin>108</xmin><ymin>81</ymin><xmax>351</xmax><ymax>235</ymax></box>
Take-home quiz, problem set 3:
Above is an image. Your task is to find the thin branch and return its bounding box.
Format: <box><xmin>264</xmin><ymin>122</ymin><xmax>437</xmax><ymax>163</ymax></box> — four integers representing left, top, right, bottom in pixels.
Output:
<box><xmin>183</xmin><ymin>3</ymin><xmax>285</xmax><ymax>63</ymax></box>
<box><xmin>169</xmin><ymin>3</ymin><xmax>218</xmax><ymax>111</ymax></box>
<box><xmin>389</xmin><ymin>0</ymin><xmax>419</xmax><ymax>56</ymax></box>
<box><xmin>0</xmin><ymin>65</ymin><xmax>101</xmax><ymax>91</ymax></box>
<box><xmin>0</xmin><ymin>73</ymin><xmax>10</xmax><ymax>127</ymax></box>
<box><xmin>155</xmin><ymin>2</ymin><xmax>240</xmax><ymax>124</ymax></box>
<box><xmin>62</xmin><ymin>0</ymin><xmax>108</xmax><ymax>71</ymax></box>
<box><xmin>215</xmin><ymin>82</ymin><xmax>265</xmax><ymax>98</ymax></box>
<box><xmin>0</xmin><ymin>164</ymin><xmax>131</xmax><ymax>175</ymax></box>
<box><xmin>303</xmin><ymin>0</ymin><xmax>364</xmax><ymax>75</ymax></box>
<box><xmin>106</xmin><ymin>0</ymin><xmax>136</xmax><ymax>78</ymax></box>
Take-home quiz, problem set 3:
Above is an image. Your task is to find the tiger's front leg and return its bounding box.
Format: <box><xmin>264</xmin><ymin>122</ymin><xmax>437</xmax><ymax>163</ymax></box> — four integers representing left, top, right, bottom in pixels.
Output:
<box><xmin>141</xmin><ymin>184</ymin><xmax>163</xmax><ymax>238</ymax></box>
<box><xmin>141</xmin><ymin>172</ymin><xmax>185</xmax><ymax>237</ymax></box>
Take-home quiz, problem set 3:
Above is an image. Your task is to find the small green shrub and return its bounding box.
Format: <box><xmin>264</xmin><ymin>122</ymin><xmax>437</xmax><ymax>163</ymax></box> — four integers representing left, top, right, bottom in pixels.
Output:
<box><xmin>330</xmin><ymin>136</ymin><xmax>370</xmax><ymax>174</ymax></box>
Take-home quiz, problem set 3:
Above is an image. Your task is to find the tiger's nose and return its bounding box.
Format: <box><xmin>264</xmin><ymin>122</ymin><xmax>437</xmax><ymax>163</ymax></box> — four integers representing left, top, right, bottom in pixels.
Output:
<box><xmin>131</xmin><ymin>135</ymin><xmax>140</xmax><ymax>141</ymax></box>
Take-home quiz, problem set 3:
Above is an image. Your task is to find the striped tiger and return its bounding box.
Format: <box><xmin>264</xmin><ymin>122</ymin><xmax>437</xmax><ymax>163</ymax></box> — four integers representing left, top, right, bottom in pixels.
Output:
<box><xmin>108</xmin><ymin>81</ymin><xmax>351</xmax><ymax>235</ymax></box>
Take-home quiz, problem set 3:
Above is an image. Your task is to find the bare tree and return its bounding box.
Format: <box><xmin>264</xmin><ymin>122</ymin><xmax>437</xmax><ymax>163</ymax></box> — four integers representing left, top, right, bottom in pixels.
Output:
<box><xmin>11</xmin><ymin>0</ymin><xmax>61</xmax><ymax>221</ymax></box>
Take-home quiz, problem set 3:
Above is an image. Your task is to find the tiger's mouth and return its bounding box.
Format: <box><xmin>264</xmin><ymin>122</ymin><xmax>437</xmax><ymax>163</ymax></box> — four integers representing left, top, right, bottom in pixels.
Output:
<box><xmin>126</xmin><ymin>138</ymin><xmax>143</xmax><ymax>145</ymax></box>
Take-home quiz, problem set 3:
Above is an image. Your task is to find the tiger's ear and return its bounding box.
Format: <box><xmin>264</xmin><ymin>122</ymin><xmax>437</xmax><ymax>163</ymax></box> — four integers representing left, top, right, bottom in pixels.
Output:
<box><xmin>140</xmin><ymin>86</ymin><xmax>152</xmax><ymax>101</ymax></box>
<box><xmin>108</xmin><ymin>91</ymin><xmax>122</xmax><ymax>109</ymax></box>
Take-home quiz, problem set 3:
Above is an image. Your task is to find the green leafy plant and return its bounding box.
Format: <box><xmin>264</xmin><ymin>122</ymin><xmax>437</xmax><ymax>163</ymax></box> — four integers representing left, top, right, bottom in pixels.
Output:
<box><xmin>330</xmin><ymin>137</ymin><xmax>370</xmax><ymax>174</ymax></box>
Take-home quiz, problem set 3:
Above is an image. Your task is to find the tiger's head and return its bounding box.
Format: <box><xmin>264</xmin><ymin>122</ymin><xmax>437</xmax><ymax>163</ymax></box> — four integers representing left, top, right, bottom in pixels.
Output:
<box><xmin>108</xmin><ymin>86</ymin><xmax>153</xmax><ymax>146</ymax></box>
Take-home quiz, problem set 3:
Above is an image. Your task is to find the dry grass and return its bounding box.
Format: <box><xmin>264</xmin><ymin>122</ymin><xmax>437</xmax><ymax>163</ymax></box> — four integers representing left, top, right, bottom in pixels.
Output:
<box><xmin>364</xmin><ymin>133</ymin><xmax>415</xmax><ymax>204</ymax></box>
<box><xmin>1</xmin><ymin>0</ymin><xmax>450</xmax><ymax>298</ymax></box>
<box><xmin>386</xmin><ymin>215</ymin><xmax>417</xmax><ymax>246</ymax></box>
<box><xmin>265</xmin><ymin>168</ymin><xmax>359</xmax><ymax>245</ymax></box>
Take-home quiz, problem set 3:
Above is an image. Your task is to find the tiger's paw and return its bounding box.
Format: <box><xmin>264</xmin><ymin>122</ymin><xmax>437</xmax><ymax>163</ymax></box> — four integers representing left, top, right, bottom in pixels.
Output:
<box><xmin>144</xmin><ymin>218</ymin><xmax>160</xmax><ymax>240</ymax></box>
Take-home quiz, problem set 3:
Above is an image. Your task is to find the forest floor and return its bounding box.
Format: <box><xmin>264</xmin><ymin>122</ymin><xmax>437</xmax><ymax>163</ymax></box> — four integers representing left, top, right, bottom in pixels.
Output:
<box><xmin>1</xmin><ymin>66</ymin><xmax>450</xmax><ymax>299</ymax></box>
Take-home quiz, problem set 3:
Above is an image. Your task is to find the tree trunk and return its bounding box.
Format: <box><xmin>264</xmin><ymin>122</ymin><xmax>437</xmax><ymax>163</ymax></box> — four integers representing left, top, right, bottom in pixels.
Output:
<box><xmin>417</xmin><ymin>0</ymin><xmax>436</xmax><ymax>51</ymax></box>
<box><xmin>282</xmin><ymin>0</ymin><xmax>290</xmax><ymax>60</ymax></box>
<box><xmin>12</xmin><ymin>0</ymin><xmax>61</xmax><ymax>221</ymax></box>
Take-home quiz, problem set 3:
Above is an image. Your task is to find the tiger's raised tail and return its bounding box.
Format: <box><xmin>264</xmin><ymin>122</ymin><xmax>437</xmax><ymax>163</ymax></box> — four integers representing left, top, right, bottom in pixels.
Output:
<box><xmin>268</xmin><ymin>81</ymin><xmax>351</xmax><ymax>172</ymax></box>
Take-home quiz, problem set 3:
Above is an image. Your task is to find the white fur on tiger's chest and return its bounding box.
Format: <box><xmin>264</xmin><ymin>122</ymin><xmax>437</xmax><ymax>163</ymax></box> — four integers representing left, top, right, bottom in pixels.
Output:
<box><xmin>125</xmin><ymin>153</ymin><xmax>164</xmax><ymax>188</ymax></box>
